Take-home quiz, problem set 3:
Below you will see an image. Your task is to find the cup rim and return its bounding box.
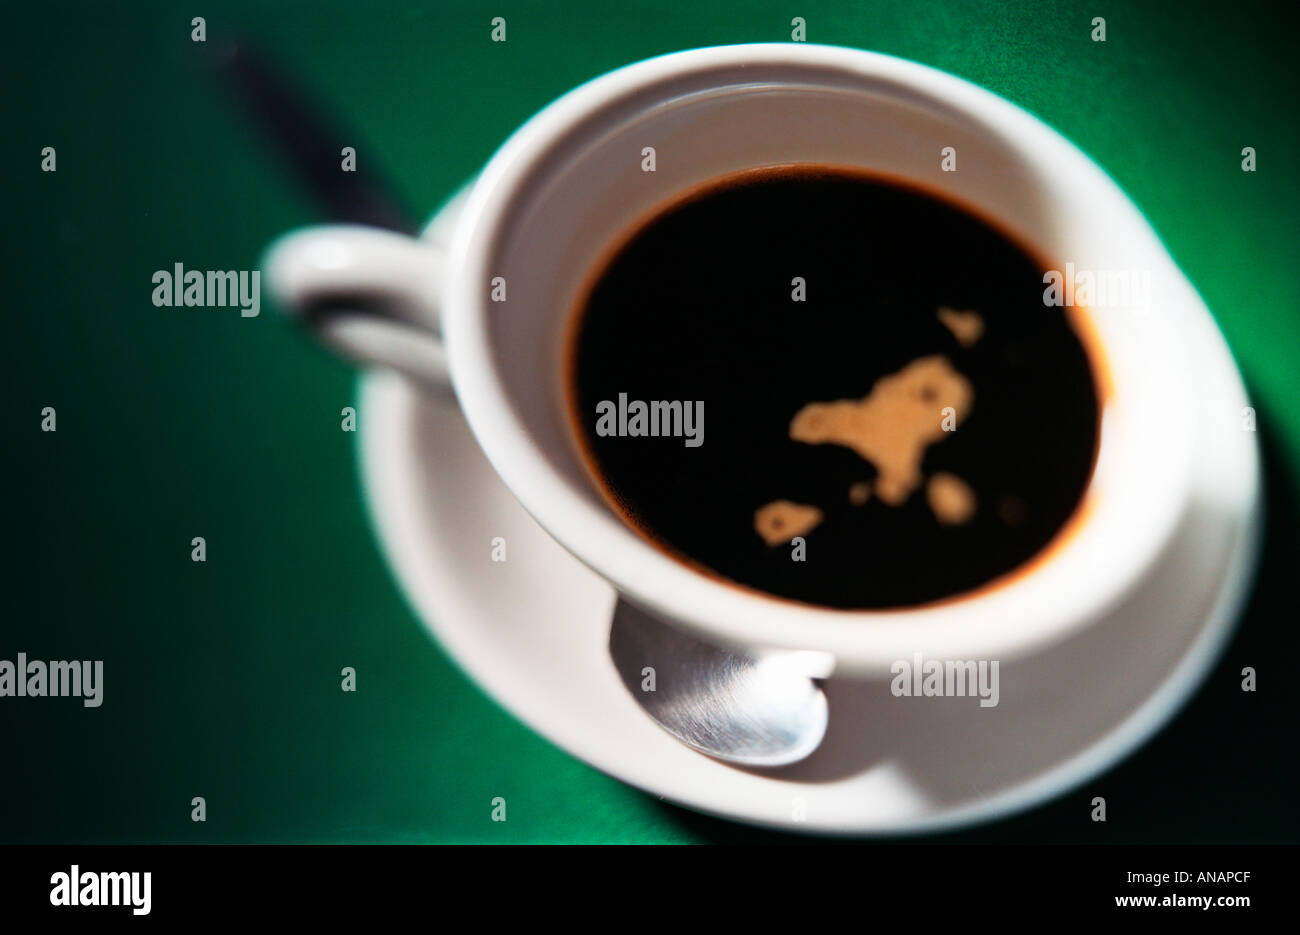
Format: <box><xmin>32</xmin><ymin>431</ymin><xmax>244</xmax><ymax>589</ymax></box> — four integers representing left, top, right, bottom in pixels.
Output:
<box><xmin>442</xmin><ymin>43</ymin><xmax>1198</xmax><ymax>672</ymax></box>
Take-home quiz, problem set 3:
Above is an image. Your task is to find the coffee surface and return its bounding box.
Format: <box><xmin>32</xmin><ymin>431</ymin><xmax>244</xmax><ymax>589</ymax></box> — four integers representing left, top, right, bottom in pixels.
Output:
<box><xmin>569</xmin><ymin>165</ymin><xmax>1100</xmax><ymax>609</ymax></box>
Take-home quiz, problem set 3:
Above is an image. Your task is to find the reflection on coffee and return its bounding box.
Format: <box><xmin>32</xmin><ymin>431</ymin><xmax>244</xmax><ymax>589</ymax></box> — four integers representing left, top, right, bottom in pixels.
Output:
<box><xmin>567</xmin><ymin>165</ymin><xmax>1101</xmax><ymax>609</ymax></box>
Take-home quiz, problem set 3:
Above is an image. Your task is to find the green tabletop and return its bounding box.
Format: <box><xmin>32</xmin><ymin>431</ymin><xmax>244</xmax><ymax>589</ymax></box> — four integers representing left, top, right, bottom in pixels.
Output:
<box><xmin>7</xmin><ymin>0</ymin><xmax>1298</xmax><ymax>843</ymax></box>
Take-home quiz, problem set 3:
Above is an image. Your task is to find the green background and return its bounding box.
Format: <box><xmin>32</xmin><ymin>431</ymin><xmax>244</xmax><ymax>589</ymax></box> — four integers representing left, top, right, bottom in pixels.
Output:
<box><xmin>5</xmin><ymin>0</ymin><xmax>1297</xmax><ymax>843</ymax></box>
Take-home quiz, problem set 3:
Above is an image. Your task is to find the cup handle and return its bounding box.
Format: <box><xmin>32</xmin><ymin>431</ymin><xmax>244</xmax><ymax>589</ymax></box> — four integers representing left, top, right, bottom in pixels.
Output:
<box><xmin>263</xmin><ymin>224</ymin><xmax>452</xmax><ymax>393</ymax></box>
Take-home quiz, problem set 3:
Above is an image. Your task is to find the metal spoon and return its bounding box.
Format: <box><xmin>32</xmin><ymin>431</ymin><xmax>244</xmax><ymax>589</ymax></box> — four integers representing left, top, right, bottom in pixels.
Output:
<box><xmin>609</xmin><ymin>600</ymin><xmax>831</xmax><ymax>767</ymax></box>
<box><xmin>207</xmin><ymin>39</ymin><xmax>415</xmax><ymax>233</ymax></box>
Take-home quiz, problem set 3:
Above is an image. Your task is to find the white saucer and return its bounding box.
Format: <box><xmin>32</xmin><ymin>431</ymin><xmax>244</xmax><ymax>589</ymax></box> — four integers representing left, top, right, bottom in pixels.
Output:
<box><xmin>357</xmin><ymin>374</ymin><xmax>1257</xmax><ymax>837</ymax></box>
<box><xmin>352</xmin><ymin>185</ymin><xmax>1260</xmax><ymax>835</ymax></box>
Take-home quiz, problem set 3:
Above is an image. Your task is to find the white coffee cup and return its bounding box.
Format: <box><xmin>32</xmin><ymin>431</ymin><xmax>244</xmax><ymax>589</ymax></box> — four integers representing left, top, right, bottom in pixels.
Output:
<box><xmin>264</xmin><ymin>43</ymin><xmax>1259</xmax><ymax>677</ymax></box>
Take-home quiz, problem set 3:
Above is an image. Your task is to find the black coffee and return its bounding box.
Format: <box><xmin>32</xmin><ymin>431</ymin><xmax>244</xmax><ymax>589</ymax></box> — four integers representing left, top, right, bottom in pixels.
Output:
<box><xmin>567</xmin><ymin>165</ymin><xmax>1100</xmax><ymax>609</ymax></box>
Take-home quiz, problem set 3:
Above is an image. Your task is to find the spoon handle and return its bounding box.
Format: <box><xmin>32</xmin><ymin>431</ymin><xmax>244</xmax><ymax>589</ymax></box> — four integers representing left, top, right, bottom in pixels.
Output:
<box><xmin>208</xmin><ymin>38</ymin><xmax>417</xmax><ymax>234</ymax></box>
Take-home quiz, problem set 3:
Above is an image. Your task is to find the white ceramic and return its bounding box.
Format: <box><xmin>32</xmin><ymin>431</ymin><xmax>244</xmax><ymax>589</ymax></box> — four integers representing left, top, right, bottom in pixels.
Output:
<box><xmin>358</xmin><ymin>372</ymin><xmax>1258</xmax><ymax>834</ymax></box>
<box><xmin>353</xmin><ymin>218</ymin><xmax>1259</xmax><ymax>832</ymax></box>
<box><xmin>353</xmin><ymin>179</ymin><xmax>1261</xmax><ymax>834</ymax></box>
<box><xmin>265</xmin><ymin>43</ymin><xmax>1260</xmax><ymax>678</ymax></box>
